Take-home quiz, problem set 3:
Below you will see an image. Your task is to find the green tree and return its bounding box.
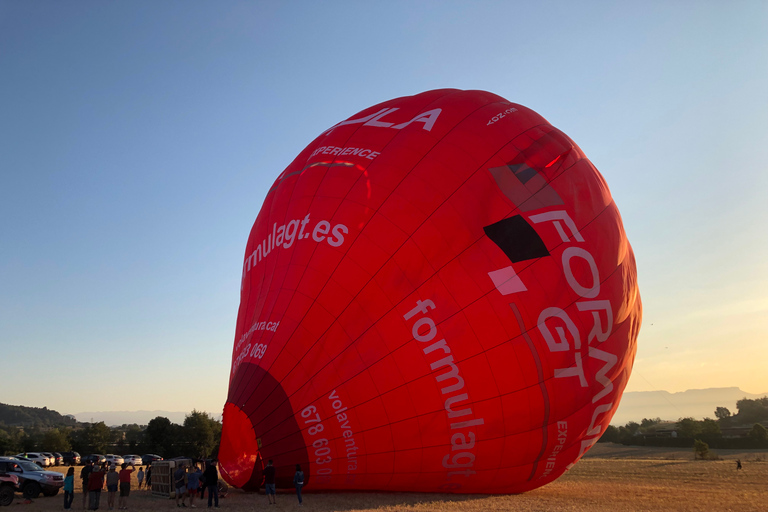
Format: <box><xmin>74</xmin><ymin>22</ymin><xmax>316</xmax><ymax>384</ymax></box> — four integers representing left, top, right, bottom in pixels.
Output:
<box><xmin>735</xmin><ymin>398</ymin><xmax>768</xmax><ymax>424</ymax></box>
<box><xmin>145</xmin><ymin>417</ymin><xmax>174</xmax><ymax>456</ymax></box>
<box><xmin>70</xmin><ymin>427</ymin><xmax>92</xmax><ymax>454</ymax></box>
<box><xmin>700</xmin><ymin>418</ymin><xmax>721</xmax><ymax>439</ymax></box>
<box><xmin>42</xmin><ymin>428</ymin><xmax>71</xmax><ymax>452</ymax></box>
<box><xmin>0</xmin><ymin>427</ymin><xmax>23</xmax><ymax>455</ymax></box>
<box><xmin>640</xmin><ymin>417</ymin><xmax>661</xmax><ymax>428</ymax></box>
<box><xmin>693</xmin><ymin>439</ymin><xmax>709</xmax><ymax>460</ymax></box>
<box><xmin>676</xmin><ymin>418</ymin><xmax>702</xmax><ymax>438</ymax></box>
<box><xmin>748</xmin><ymin>423</ymin><xmax>768</xmax><ymax>441</ymax></box>
<box><xmin>84</xmin><ymin>422</ymin><xmax>113</xmax><ymax>453</ymax></box>
<box><xmin>598</xmin><ymin>425</ymin><xmax>620</xmax><ymax>443</ymax></box>
<box><xmin>21</xmin><ymin>427</ymin><xmax>42</xmax><ymax>452</ymax></box>
<box><xmin>183</xmin><ymin>410</ymin><xmax>219</xmax><ymax>458</ymax></box>
<box><xmin>715</xmin><ymin>407</ymin><xmax>731</xmax><ymax>420</ymax></box>
<box><xmin>124</xmin><ymin>425</ymin><xmax>143</xmax><ymax>452</ymax></box>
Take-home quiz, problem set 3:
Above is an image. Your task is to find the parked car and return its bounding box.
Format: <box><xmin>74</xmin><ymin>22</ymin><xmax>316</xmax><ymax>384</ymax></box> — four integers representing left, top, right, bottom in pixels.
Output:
<box><xmin>104</xmin><ymin>455</ymin><xmax>124</xmax><ymax>466</ymax></box>
<box><xmin>14</xmin><ymin>453</ymin><xmax>48</xmax><ymax>468</ymax></box>
<box><xmin>0</xmin><ymin>457</ymin><xmax>64</xmax><ymax>499</ymax></box>
<box><xmin>60</xmin><ymin>452</ymin><xmax>81</xmax><ymax>466</ymax></box>
<box><xmin>82</xmin><ymin>454</ymin><xmax>106</xmax><ymax>465</ymax></box>
<box><xmin>0</xmin><ymin>464</ymin><xmax>19</xmax><ymax>507</ymax></box>
<box><xmin>41</xmin><ymin>453</ymin><xmax>58</xmax><ymax>467</ymax></box>
<box><xmin>122</xmin><ymin>455</ymin><xmax>142</xmax><ymax>466</ymax></box>
<box><xmin>51</xmin><ymin>453</ymin><xmax>64</xmax><ymax>466</ymax></box>
<box><xmin>141</xmin><ymin>454</ymin><xmax>163</xmax><ymax>465</ymax></box>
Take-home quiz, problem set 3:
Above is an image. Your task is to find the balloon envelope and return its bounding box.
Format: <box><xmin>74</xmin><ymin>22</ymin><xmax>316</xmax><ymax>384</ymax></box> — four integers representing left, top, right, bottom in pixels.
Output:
<box><xmin>219</xmin><ymin>89</ymin><xmax>641</xmax><ymax>494</ymax></box>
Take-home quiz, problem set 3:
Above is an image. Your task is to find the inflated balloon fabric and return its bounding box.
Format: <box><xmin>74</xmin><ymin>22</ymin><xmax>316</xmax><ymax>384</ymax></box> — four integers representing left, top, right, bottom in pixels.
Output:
<box><xmin>219</xmin><ymin>89</ymin><xmax>641</xmax><ymax>494</ymax></box>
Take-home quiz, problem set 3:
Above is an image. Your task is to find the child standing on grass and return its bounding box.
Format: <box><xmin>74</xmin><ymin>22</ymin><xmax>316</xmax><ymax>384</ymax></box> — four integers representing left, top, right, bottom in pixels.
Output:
<box><xmin>63</xmin><ymin>467</ymin><xmax>75</xmax><ymax>509</ymax></box>
<box><xmin>137</xmin><ymin>467</ymin><xmax>144</xmax><ymax>489</ymax></box>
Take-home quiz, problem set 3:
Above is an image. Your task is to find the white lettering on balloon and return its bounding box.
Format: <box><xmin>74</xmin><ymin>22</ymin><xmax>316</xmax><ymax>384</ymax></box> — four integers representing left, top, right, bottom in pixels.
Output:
<box><xmin>403</xmin><ymin>299</ymin><xmax>485</xmax><ymax>491</ymax></box>
<box><xmin>309</xmin><ymin>145</ymin><xmax>380</xmax><ymax>160</ymax></box>
<box><xmin>528</xmin><ymin>209</ymin><xmax>618</xmax><ymax>472</ymax></box>
<box><xmin>241</xmin><ymin>213</ymin><xmax>349</xmax><ymax>288</ymax></box>
<box><xmin>323</xmin><ymin>107</ymin><xmax>442</xmax><ymax>135</ymax></box>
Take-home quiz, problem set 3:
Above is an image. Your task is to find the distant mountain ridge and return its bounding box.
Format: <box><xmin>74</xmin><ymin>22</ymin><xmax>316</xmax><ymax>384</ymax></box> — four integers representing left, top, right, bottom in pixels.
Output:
<box><xmin>612</xmin><ymin>387</ymin><xmax>768</xmax><ymax>426</ymax></box>
<box><xmin>73</xmin><ymin>410</ymin><xmax>220</xmax><ymax>426</ymax></box>
<box><xmin>8</xmin><ymin>388</ymin><xmax>766</xmax><ymax>428</ymax></box>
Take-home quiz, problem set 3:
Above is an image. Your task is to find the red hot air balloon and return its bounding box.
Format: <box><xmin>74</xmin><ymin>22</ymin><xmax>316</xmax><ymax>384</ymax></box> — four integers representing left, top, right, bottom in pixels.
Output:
<box><xmin>219</xmin><ymin>89</ymin><xmax>641</xmax><ymax>494</ymax></box>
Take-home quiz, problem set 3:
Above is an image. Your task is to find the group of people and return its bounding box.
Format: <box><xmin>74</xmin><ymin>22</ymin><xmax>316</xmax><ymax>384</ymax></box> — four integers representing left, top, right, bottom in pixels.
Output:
<box><xmin>262</xmin><ymin>460</ymin><xmax>304</xmax><ymax>506</ymax></box>
<box><xmin>72</xmin><ymin>460</ymin><xmax>140</xmax><ymax>510</ymax></box>
<box><xmin>66</xmin><ymin>458</ymin><xmax>304</xmax><ymax>509</ymax></box>
<box><xmin>173</xmin><ymin>460</ymin><xmax>220</xmax><ymax>508</ymax></box>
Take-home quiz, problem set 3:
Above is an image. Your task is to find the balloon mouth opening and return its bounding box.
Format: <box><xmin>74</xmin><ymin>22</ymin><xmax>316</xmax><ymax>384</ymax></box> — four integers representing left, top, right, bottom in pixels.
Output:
<box><xmin>219</xmin><ymin>402</ymin><xmax>263</xmax><ymax>489</ymax></box>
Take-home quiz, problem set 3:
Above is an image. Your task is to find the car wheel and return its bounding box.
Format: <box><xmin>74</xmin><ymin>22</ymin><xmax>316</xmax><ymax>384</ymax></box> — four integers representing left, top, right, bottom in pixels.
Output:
<box><xmin>0</xmin><ymin>485</ymin><xmax>14</xmax><ymax>506</ymax></box>
<box><xmin>22</xmin><ymin>482</ymin><xmax>40</xmax><ymax>500</ymax></box>
<box><xmin>43</xmin><ymin>489</ymin><xmax>59</xmax><ymax>497</ymax></box>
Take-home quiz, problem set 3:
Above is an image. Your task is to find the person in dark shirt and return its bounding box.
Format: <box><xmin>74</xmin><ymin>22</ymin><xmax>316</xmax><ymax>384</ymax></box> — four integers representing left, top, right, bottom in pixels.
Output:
<box><xmin>263</xmin><ymin>460</ymin><xmax>276</xmax><ymax>505</ymax></box>
<box><xmin>293</xmin><ymin>464</ymin><xmax>304</xmax><ymax>506</ymax></box>
<box><xmin>202</xmin><ymin>460</ymin><xmax>219</xmax><ymax>508</ymax></box>
<box><xmin>80</xmin><ymin>461</ymin><xmax>94</xmax><ymax>509</ymax></box>
<box><xmin>88</xmin><ymin>464</ymin><xmax>107</xmax><ymax>510</ymax></box>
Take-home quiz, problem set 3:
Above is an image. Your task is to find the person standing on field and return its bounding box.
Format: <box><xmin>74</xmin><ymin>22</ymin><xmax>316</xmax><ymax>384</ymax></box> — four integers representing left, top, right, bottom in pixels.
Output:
<box><xmin>136</xmin><ymin>467</ymin><xmax>144</xmax><ymax>490</ymax></box>
<box><xmin>105</xmin><ymin>466</ymin><xmax>119</xmax><ymax>510</ymax></box>
<box><xmin>202</xmin><ymin>460</ymin><xmax>219</xmax><ymax>508</ymax></box>
<box><xmin>186</xmin><ymin>465</ymin><xmax>202</xmax><ymax>508</ymax></box>
<box><xmin>118</xmin><ymin>463</ymin><xmax>135</xmax><ymax>510</ymax></box>
<box><xmin>145</xmin><ymin>465</ymin><xmax>152</xmax><ymax>490</ymax></box>
<box><xmin>81</xmin><ymin>460</ymin><xmax>94</xmax><ymax>509</ymax></box>
<box><xmin>263</xmin><ymin>460</ymin><xmax>276</xmax><ymax>505</ymax></box>
<box><xmin>63</xmin><ymin>467</ymin><xmax>75</xmax><ymax>510</ymax></box>
<box><xmin>293</xmin><ymin>464</ymin><xmax>304</xmax><ymax>506</ymax></box>
<box><xmin>88</xmin><ymin>463</ymin><xmax>107</xmax><ymax>510</ymax></box>
<box><xmin>174</xmin><ymin>464</ymin><xmax>187</xmax><ymax>508</ymax></box>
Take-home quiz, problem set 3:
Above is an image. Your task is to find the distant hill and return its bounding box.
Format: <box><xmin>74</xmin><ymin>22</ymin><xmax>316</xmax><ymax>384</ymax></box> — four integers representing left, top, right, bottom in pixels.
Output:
<box><xmin>8</xmin><ymin>388</ymin><xmax>766</xmax><ymax>429</ymax></box>
<box><xmin>612</xmin><ymin>387</ymin><xmax>768</xmax><ymax>426</ymax></box>
<box><xmin>73</xmin><ymin>410</ymin><xmax>194</xmax><ymax>426</ymax></box>
<box><xmin>0</xmin><ymin>402</ymin><xmax>78</xmax><ymax>427</ymax></box>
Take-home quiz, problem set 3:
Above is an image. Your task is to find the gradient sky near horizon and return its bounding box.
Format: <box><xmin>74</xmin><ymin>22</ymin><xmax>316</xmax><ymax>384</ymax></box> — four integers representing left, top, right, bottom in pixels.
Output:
<box><xmin>1</xmin><ymin>1</ymin><xmax>767</xmax><ymax>418</ymax></box>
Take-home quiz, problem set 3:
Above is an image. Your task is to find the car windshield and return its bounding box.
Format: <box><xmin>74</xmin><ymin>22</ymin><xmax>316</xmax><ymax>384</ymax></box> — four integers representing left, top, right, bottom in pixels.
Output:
<box><xmin>18</xmin><ymin>461</ymin><xmax>42</xmax><ymax>471</ymax></box>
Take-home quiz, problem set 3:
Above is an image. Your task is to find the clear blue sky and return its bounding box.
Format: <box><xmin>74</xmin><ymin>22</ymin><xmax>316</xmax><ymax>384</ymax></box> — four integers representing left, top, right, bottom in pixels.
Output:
<box><xmin>1</xmin><ymin>1</ymin><xmax>766</xmax><ymax>417</ymax></box>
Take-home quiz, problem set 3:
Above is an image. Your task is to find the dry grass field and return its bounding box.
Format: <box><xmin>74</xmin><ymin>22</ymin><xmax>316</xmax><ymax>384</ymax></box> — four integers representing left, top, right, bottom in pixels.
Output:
<box><xmin>11</xmin><ymin>445</ymin><xmax>768</xmax><ymax>512</ymax></box>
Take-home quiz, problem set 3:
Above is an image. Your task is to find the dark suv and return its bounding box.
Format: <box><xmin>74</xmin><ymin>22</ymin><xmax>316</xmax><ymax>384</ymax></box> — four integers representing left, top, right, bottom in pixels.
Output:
<box><xmin>141</xmin><ymin>454</ymin><xmax>163</xmax><ymax>465</ymax></box>
<box><xmin>60</xmin><ymin>452</ymin><xmax>81</xmax><ymax>466</ymax></box>
<box><xmin>81</xmin><ymin>454</ymin><xmax>105</xmax><ymax>465</ymax></box>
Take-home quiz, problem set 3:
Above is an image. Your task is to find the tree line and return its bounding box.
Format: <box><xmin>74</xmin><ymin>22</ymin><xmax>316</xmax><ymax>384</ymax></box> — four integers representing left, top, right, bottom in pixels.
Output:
<box><xmin>0</xmin><ymin>403</ymin><xmax>77</xmax><ymax>428</ymax></box>
<box><xmin>0</xmin><ymin>409</ymin><xmax>221</xmax><ymax>460</ymax></box>
<box><xmin>599</xmin><ymin>397</ymin><xmax>768</xmax><ymax>449</ymax></box>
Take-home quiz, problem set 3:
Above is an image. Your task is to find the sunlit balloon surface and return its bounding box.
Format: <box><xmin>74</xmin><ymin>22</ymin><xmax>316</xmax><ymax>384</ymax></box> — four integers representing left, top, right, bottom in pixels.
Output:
<box><xmin>219</xmin><ymin>89</ymin><xmax>642</xmax><ymax>493</ymax></box>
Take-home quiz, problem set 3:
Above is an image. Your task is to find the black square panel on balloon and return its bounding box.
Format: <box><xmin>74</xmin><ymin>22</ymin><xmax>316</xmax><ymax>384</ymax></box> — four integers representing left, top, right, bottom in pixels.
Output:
<box><xmin>509</xmin><ymin>163</ymin><xmax>538</xmax><ymax>184</ymax></box>
<box><xmin>483</xmin><ymin>215</ymin><xmax>550</xmax><ymax>263</ymax></box>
